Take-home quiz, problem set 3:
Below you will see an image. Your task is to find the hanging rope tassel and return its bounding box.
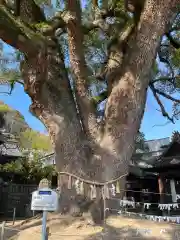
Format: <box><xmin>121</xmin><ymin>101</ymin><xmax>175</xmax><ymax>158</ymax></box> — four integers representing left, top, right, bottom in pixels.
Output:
<box><xmin>75</xmin><ymin>179</ymin><xmax>80</xmax><ymax>194</ymax></box>
<box><xmin>116</xmin><ymin>181</ymin><xmax>120</xmax><ymax>194</ymax></box>
<box><xmin>102</xmin><ymin>184</ymin><xmax>110</xmax><ymax>199</ymax></box>
<box><xmin>90</xmin><ymin>185</ymin><xmax>97</xmax><ymax>199</ymax></box>
<box><xmin>111</xmin><ymin>184</ymin><xmax>116</xmax><ymax>196</ymax></box>
<box><xmin>80</xmin><ymin>181</ymin><xmax>84</xmax><ymax>195</ymax></box>
<box><xmin>56</xmin><ymin>174</ymin><xmax>62</xmax><ymax>195</ymax></box>
<box><xmin>68</xmin><ymin>175</ymin><xmax>72</xmax><ymax>189</ymax></box>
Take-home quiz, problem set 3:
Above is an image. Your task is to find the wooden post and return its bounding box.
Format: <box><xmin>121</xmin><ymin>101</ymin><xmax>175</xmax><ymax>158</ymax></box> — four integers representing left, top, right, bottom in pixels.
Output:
<box><xmin>103</xmin><ymin>195</ymin><xmax>106</xmax><ymax>226</ymax></box>
<box><xmin>158</xmin><ymin>176</ymin><xmax>164</xmax><ymax>204</ymax></box>
<box><xmin>140</xmin><ymin>181</ymin><xmax>145</xmax><ymax>214</ymax></box>
<box><xmin>12</xmin><ymin>208</ymin><xmax>16</xmax><ymax>225</ymax></box>
<box><xmin>170</xmin><ymin>179</ymin><xmax>177</xmax><ymax>203</ymax></box>
<box><xmin>158</xmin><ymin>175</ymin><xmax>166</xmax><ymax>216</ymax></box>
<box><xmin>1</xmin><ymin>221</ymin><xmax>5</xmax><ymax>240</ymax></box>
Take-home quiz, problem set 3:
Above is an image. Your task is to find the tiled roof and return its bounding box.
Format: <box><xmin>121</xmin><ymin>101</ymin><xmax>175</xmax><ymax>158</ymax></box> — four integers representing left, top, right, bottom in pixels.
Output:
<box><xmin>0</xmin><ymin>140</ymin><xmax>22</xmax><ymax>157</ymax></box>
<box><xmin>145</xmin><ymin>137</ymin><xmax>170</xmax><ymax>152</ymax></box>
<box><xmin>40</xmin><ymin>153</ymin><xmax>55</xmax><ymax>165</ymax></box>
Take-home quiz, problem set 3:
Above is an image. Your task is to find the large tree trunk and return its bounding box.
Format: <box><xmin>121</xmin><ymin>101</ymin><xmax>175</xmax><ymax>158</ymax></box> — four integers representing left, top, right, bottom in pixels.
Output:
<box><xmin>0</xmin><ymin>0</ymin><xmax>178</xmax><ymax>224</ymax></box>
<box><xmin>20</xmin><ymin>42</ymin><xmax>105</xmax><ymax>222</ymax></box>
<box><xmin>21</xmin><ymin>0</ymin><xmax>177</xmax><ymax>223</ymax></box>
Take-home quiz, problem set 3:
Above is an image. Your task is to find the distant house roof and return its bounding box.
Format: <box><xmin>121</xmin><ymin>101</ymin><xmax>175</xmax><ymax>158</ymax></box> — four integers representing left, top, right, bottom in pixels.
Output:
<box><xmin>40</xmin><ymin>153</ymin><xmax>55</xmax><ymax>166</ymax></box>
<box><xmin>0</xmin><ymin>140</ymin><xmax>22</xmax><ymax>157</ymax></box>
<box><xmin>0</xmin><ymin>131</ymin><xmax>22</xmax><ymax>158</ymax></box>
<box><xmin>151</xmin><ymin>140</ymin><xmax>180</xmax><ymax>169</ymax></box>
<box><xmin>145</xmin><ymin>137</ymin><xmax>170</xmax><ymax>152</ymax></box>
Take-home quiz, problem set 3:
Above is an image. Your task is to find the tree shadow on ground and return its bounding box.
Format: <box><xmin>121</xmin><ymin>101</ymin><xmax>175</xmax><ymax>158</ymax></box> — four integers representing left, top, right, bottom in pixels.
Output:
<box><xmin>3</xmin><ymin>215</ymin><xmax>79</xmax><ymax>239</ymax></box>
<box><xmin>4</xmin><ymin>214</ymin><xmax>180</xmax><ymax>240</ymax></box>
<box><xmin>18</xmin><ymin>214</ymin><xmax>79</xmax><ymax>231</ymax></box>
<box><xmin>84</xmin><ymin>222</ymin><xmax>180</xmax><ymax>240</ymax></box>
<box><xmin>3</xmin><ymin>228</ymin><xmax>19</xmax><ymax>239</ymax></box>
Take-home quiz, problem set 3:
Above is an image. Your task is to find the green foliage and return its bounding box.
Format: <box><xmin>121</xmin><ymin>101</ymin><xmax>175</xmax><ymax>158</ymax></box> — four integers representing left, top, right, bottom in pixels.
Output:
<box><xmin>0</xmin><ymin>102</ymin><xmax>51</xmax><ymax>152</ymax></box>
<box><xmin>116</xmin><ymin>0</ymin><xmax>125</xmax><ymax>11</ymax></box>
<box><xmin>135</xmin><ymin>132</ymin><xmax>149</xmax><ymax>152</ymax></box>
<box><xmin>0</xmin><ymin>102</ymin><xmax>12</xmax><ymax>112</ymax></box>
<box><xmin>1</xmin><ymin>160</ymin><xmax>22</xmax><ymax>173</ymax></box>
<box><xmin>0</xmin><ymin>153</ymin><xmax>56</xmax><ymax>183</ymax></box>
<box><xmin>0</xmin><ymin>101</ymin><xmax>25</xmax><ymax>123</ymax></box>
<box><xmin>34</xmin><ymin>22</ymin><xmax>50</xmax><ymax>30</ymax></box>
<box><xmin>19</xmin><ymin>129</ymin><xmax>52</xmax><ymax>151</ymax></box>
<box><xmin>171</xmin><ymin>48</ymin><xmax>180</xmax><ymax>68</ymax></box>
<box><xmin>35</xmin><ymin>0</ymin><xmax>51</xmax><ymax>5</ymax></box>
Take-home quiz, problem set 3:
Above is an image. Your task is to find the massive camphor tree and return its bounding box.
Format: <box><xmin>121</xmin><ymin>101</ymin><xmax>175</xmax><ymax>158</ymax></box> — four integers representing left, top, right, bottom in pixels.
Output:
<box><xmin>0</xmin><ymin>0</ymin><xmax>179</xmax><ymax>223</ymax></box>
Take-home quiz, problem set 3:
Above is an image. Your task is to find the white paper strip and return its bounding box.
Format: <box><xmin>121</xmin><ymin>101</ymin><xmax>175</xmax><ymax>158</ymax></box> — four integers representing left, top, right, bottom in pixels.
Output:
<box><xmin>158</xmin><ymin>203</ymin><xmax>179</xmax><ymax>210</ymax></box>
<box><xmin>110</xmin><ymin>184</ymin><xmax>116</xmax><ymax>196</ymax></box>
<box><xmin>144</xmin><ymin>203</ymin><xmax>151</xmax><ymax>209</ymax></box>
<box><xmin>117</xmin><ymin>210</ymin><xmax>180</xmax><ymax>224</ymax></box>
<box><xmin>120</xmin><ymin>200</ymin><xmax>135</xmax><ymax>208</ymax></box>
<box><xmin>177</xmin><ymin>194</ymin><xmax>180</xmax><ymax>201</ymax></box>
<box><xmin>75</xmin><ymin>179</ymin><xmax>81</xmax><ymax>194</ymax></box>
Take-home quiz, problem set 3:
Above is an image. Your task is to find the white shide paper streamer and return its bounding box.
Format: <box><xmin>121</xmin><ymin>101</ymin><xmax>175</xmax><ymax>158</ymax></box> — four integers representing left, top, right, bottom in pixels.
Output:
<box><xmin>118</xmin><ymin>210</ymin><xmax>180</xmax><ymax>224</ymax></box>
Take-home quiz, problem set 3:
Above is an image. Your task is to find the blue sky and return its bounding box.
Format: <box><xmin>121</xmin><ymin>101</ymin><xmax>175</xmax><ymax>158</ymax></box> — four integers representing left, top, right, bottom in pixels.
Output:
<box><xmin>0</xmin><ymin>83</ymin><xmax>179</xmax><ymax>140</ymax></box>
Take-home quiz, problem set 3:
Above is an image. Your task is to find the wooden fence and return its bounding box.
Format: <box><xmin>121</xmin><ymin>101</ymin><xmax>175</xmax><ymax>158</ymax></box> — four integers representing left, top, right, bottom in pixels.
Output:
<box><xmin>0</xmin><ymin>183</ymin><xmax>37</xmax><ymax>219</ymax></box>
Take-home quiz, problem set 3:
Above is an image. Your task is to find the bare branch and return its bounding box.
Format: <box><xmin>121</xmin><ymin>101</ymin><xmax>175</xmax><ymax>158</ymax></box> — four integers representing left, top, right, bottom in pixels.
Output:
<box><xmin>152</xmin><ymin>120</ymin><xmax>171</xmax><ymax>128</ymax></box>
<box><xmin>0</xmin><ymin>78</ymin><xmax>24</xmax><ymax>85</ymax></box>
<box><xmin>45</xmin><ymin>12</ymin><xmax>108</xmax><ymax>37</ymax></box>
<box><xmin>45</xmin><ymin>4</ymin><xmax>129</xmax><ymax>37</ymax></box>
<box><xmin>158</xmin><ymin>45</ymin><xmax>175</xmax><ymax>79</ymax></box>
<box><xmin>0</xmin><ymin>91</ymin><xmax>10</xmax><ymax>95</ymax></box>
<box><xmin>153</xmin><ymin>86</ymin><xmax>180</xmax><ymax>103</ymax></box>
<box><xmin>150</xmin><ymin>83</ymin><xmax>174</xmax><ymax>123</ymax></box>
<box><xmin>16</xmin><ymin>80</ymin><xmax>24</xmax><ymax>85</ymax></box>
<box><xmin>166</xmin><ymin>32</ymin><xmax>180</xmax><ymax>49</ymax></box>
<box><xmin>151</xmin><ymin>76</ymin><xmax>180</xmax><ymax>84</ymax></box>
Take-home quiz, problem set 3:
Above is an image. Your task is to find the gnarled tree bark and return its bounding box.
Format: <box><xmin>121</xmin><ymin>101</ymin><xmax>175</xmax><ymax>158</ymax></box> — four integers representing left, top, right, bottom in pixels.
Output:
<box><xmin>0</xmin><ymin>0</ymin><xmax>179</xmax><ymax>224</ymax></box>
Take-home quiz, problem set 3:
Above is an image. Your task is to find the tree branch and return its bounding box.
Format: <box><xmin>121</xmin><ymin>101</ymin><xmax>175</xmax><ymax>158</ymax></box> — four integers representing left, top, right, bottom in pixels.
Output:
<box><xmin>166</xmin><ymin>32</ymin><xmax>180</xmax><ymax>49</ymax></box>
<box><xmin>42</xmin><ymin>12</ymin><xmax>65</xmax><ymax>36</ymax></box>
<box><xmin>101</xmin><ymin>0</ymin><xmax>179</xmax><ymax>160</ymax></box>
<box><xmin>44</xmin><ymin>5</ymin><xmax>129</xmax><ymax>37</ymax></box>
<box><xmin>152</xmin><ymin>86</ymin><xmax>180</xmax><ymax>103</ymax></box>
<box><xmin>0</xmin><ymin>4</ymin><xmax>45</xmax><ymax>54</ymax></box>
<box><xmin>92</xmin><ymin>0</ymin><xmax>98</xmax><ymax>8</ymax></box>
<box><xmin>158</xmin><ymin>45</ymin><xmax>175</xmax><ymax>79</ymax></box>
<box><xmin>150</xmin><ymin>83</ymin><xmax>174</xmax><ymax>123</ymax></box>
<box><xmin>96</xmin><ymin>24</ymin><xmax>134</xmax><ymax>94</ymax></box>
<box><xmin>151</xmin><ymin>76</ymin><xmax>180</xmax><ymax>84</ymax></box>
<box><xmin>45</xmin><ymin>12</ymin><xmax>108</xmax><ymax>37</ymax></box>
<box><xmin>63</xmin><ymin>0</ymin><xmax>99</xmax><ymax>140</ymax></box>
